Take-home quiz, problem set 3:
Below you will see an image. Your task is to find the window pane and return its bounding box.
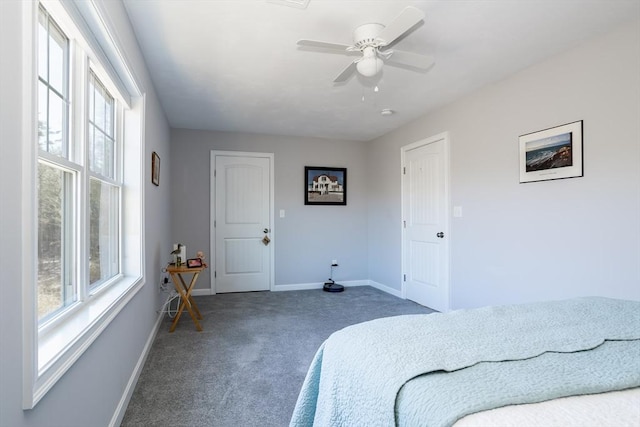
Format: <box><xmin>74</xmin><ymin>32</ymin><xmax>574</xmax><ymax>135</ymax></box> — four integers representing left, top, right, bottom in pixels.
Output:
<box><xmin>88</xmin><ymin>73</ymin><xmax>116</xmax><ymax>178</ymax></box>
<box><xmin>48</xmin><ymin>26</ymin><xmax>66</xmax><ymax>94</ymax></box>
<box><xmin>38</xmin><ymin>82</ymin><xmax>48</xmax><ymax>151</ymax></box>
<box><xmin>48</xmin><ymin>90</ymin><xmax>65</xmax><ymax>156</ymax></box>
<box><xmin>105</xmin><ymin>97</ymin><xmax>114</xmax><ymax>138</ymax></box>
<box><xmin>105</xmin><ymin>136</ymin><xmax>114</xmax><ymax>178</ymax></box>
<box><xmin>88</xmin><ymin>126</ymin><xmax>95</xmax><ymax>172</ymax></box>
<box><xmin>38</xmin><ymin>12</ymin><xmax>48</xmax><ymax>80</ymax></box>
<box><xmin>38</xmin><ymin>162</ymin><xmax>76</xmax><ymax>321</ymax></box>
<box><xmin>94</xmin><ymin>85</ymin><xmax>106</xmax><ymax>130</ymax></box>
<box><xmin>89</xmin><ymin>179</ymin><xmax>119</xmax><ymax>287</ymax></box>
<box><xmin>93</xmin><ymin>130</ymin><xmax>105</xmax><ymax>175</ymax></box>
<box><xmin>37</xmin><ymin>8</ymin><xmax>69</xmax><ymax>158</ymax></box>
<box><xmin>89</xmin><ymin>80</ymin><xmax>95</xmax><ymax>124</ymax></box>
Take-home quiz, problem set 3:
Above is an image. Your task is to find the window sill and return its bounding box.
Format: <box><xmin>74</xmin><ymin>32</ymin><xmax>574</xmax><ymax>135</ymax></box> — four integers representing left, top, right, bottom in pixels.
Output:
<box><xmin>31</xmin><ymin>274</ymin><xmax>144</xmax><ymax>408</ymax></box>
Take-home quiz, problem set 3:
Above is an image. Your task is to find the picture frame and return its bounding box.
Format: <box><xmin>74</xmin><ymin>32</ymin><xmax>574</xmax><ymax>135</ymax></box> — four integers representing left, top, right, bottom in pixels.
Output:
<box><xmin>305</xmin><ymin>166</ymin><xmax>347</xmax><ymax>206</ymax></box>
<box><xmin>186</xmin><ymin>258</ymin><xmax>203</xmax><ymax>268</ymax></box>
<box><xmin>151</xmin><ymin>151</ymin><xmax>161</xmax><ymax>186</ymax></box>
<box><xmin>519</xmin><ymin>120</ymin><xmax>583</xmax><ymax>183</ymax></box>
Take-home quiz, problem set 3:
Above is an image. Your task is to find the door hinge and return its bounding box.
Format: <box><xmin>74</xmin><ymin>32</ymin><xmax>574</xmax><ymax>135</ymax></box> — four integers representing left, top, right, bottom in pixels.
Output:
<box><xmin>214</xmin><ymin>220</ymin><xmax>216</xmax><ymax>228</ymax></box>
<box><xmin>214</xmin><ymin>169</ymin><xmax>216</xmax><ymax>177</ymax></box>
<box><xmin>214</xmin><ymin>271</ymin><xmax>217</xmax><ymax>278</ymax></box>
<box><xmin>403</xmin><ymin>220</ymin><xmax>406</xmax><ymax>228</ymax></box>
<box><xmin>403</xmin><ymin>274</ymin><xmax>406</xmax><ymax>282</ymax></box>
<box><xmin>403</xmin><ymin>166</ymin><xmax>406</xmax><ymax>175</ymax></box>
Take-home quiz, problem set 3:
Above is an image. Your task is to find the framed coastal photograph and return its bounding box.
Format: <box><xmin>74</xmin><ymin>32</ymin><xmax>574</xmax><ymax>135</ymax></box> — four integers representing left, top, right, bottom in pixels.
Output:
<box><xmin>305</xmin><ymin>166</ymin><xmax>347</xmax><ymax>206</ymax></box>
<box><xmin>152</xmin><ymin>151</ymin><xmax>160</xmax><ymax>186</ymax></box>
<box><xmin>519</xmin><ymin>120</ymin><xmax>583</xmax><ymax>183</ymax></box>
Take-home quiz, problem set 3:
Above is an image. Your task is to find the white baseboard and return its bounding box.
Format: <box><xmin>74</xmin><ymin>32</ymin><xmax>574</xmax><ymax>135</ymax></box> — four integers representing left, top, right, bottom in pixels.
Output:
<box><xmin>190</xmin><ymin>281</ymin><xmax>403</xmax><ymax>299</ymax></box>
<box><xmin>182</xmin><ymin>281</ymin><xmax>403</xmax><ymax>299</ymax></box>
<box><xmin>109</xmin><ymin>309</ymin><xmax>165</xmax><ymax>427</ymax></box>
<box><xmin>274</xmin><ymin>279</ymin><xmax>371</xmax><ymax>292</ymax></box>
<box><xmin>367</xmin><ymin>280</ymin><xmax>403</xmax><ymax>298</ymax></box>
<box><xmin>191</xmin><ymin>288</ymin><xmax>213</xmax><ymax>296</ymax></box>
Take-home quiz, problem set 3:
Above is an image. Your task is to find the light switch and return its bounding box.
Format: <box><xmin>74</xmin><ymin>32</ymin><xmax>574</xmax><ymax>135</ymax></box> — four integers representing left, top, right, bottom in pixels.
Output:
<box><xmin>453</xmin><ymin>206</ymin><xmax>462</xmax><ymax>217</ymax></box>
<box><xmin>279</xmin><ymin>209</ymin><xmax>285</xmax><ymax>218</ymax></box>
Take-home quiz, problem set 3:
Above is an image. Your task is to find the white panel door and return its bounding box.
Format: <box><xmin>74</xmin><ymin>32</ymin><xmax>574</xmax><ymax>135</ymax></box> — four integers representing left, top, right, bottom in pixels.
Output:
<box><xmin>213</xmin><ymin>153</ymin><xmax>272</xmax><ymax>293</ymax></box>
<box><xmin>402</xmin><ymin>134</ymin><xmax>450</xmax><ymax>311</ymax></box>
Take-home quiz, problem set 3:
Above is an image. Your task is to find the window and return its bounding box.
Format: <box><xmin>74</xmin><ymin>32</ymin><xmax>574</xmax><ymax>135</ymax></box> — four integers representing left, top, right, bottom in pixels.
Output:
<box><xmin>24</xmin><ymin>0</ymin><xmax>144</xmax><ymax>409</ymax></box>
<box><xmin>37</xmin><ymin>8</ymin><xmax>68</xmax><ymax>157</ymax></box>
<box><xmin>37</xmin><ymin>6</ymin><xmax>76</xmax><ymax>322</ymax></box>
<box><xmin>88</xmin><ymin>72</ymin><xmax>121</xmax><ymax>289</ymax></box>
<box><xmin>37</xmin><ymin>7</ymin><xmax>124</xmax><ymax>324</ymax></box>
<box><xmin>37</xmin><ymin>161</ymin><xmax>76</xmax><ymax>320</ymax></box>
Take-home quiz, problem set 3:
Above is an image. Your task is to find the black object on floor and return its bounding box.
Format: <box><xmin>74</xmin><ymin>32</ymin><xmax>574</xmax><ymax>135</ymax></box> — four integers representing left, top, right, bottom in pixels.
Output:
<box><xmin>323</xmin><ymin>281</ymin><xmax>344</xmax><ymax>292</ymax></box>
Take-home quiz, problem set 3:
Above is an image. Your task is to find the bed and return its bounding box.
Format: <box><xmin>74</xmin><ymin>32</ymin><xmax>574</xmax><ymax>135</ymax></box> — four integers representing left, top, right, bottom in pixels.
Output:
<box><xmin>290</xmin><ymin>297</ymin><xmax>640</xmax><ymax>427</ymax></box>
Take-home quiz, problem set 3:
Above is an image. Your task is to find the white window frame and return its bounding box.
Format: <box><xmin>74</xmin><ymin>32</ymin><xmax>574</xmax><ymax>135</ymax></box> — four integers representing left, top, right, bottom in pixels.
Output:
<box><xmin>22</xmin><ymin>0</ymin><xmax>146</xmax><ymax>409</ymax></box>
<box><xmin>86</xmin><ymin>70</ymin><xmax>123</xmax><ymax>292</ymax></box>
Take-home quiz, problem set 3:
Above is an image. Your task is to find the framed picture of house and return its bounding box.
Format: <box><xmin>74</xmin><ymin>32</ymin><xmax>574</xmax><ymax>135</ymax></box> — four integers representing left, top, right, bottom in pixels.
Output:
<box><xmin>519</xmin><ymin>120</ymin><xmax>583</xmax><ymax>183</ymax></box>
<box><xmin>305</xmin><ymin>166</ymin><xmax>347</xmax><ymax>206</ymax></box>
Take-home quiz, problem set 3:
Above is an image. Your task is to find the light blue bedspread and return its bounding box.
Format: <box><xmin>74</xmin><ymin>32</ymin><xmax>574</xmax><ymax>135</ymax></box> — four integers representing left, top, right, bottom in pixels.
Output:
<box><xmin>396</xmin><ymin>339</ymin><xmax>640</xmax><ymax>426</ymax></box>
<box><xmin>289</xmin><ymin>297</ymin><xmax>640</xmax><ymax>427</ymax></box>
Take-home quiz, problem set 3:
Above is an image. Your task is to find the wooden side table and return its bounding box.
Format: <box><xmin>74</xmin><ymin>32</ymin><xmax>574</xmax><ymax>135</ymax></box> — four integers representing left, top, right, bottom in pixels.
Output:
<box><xmin>166</xmin><ymin>264</ymin><xmax>205</xmax><ymax>332</ymax></box>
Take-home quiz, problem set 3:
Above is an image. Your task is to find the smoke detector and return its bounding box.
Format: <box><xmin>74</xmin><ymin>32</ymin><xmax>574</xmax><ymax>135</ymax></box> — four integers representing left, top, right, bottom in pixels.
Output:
<box><xmin>380</xmin><ymin>109</ymin><xmax>395</xmax><ymax>116</ymax></box>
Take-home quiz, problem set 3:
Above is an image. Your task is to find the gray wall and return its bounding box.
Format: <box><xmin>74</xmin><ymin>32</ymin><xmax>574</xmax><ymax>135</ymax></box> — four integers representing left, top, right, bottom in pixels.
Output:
<box><xmin>0</xmin><ymin>1</ymin><xmax>172</xmax><ymax>426</ymax></box>
<box><xmin>170</xmin><ymin>129</ymin><xmax>368</xmax><ymax>289</ymax></box>
<box><xmin>367</xmin><ymin>19</ymin><xmax>640</xmax><ymax>309</ymax></box>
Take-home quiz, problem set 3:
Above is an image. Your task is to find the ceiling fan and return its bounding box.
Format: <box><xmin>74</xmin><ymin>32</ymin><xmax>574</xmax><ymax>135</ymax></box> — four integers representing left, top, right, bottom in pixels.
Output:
<box><xmin>297</xmin><ymin>6</ymin><xmax>434</xmax><ymax>83</ymax></box>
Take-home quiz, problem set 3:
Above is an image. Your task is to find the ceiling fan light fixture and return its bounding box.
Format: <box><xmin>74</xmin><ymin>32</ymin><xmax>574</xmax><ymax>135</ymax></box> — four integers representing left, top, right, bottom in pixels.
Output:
<box><xmin>356</xmin><ymin>55</ymin><xmax>383</xmax><ymax>77</ymax></box>
<box><xmin>298</xmin><ymin>6</ymin><xmax>430</xmax><ymax>83</ymax></box>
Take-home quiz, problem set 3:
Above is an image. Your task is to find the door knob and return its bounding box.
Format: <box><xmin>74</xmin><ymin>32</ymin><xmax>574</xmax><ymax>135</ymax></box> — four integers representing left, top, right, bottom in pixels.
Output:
<box><xmin>436</xmin><ymin>232</ymin><xmax>444</xmax><ymax>238</ymax></box>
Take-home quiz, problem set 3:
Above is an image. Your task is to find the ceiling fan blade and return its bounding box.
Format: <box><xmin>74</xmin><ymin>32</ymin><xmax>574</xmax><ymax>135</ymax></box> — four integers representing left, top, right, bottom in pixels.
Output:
<box><xmin>333</xmin><ymin>61</ymin><xmax>357</xmax><ymax>83</ymax></box>
<box><xmin>375</xmin><ymin>6</ymin><xmax>425</xmax><ymax>47</ymax></box>
<box><xmin>385</xmin><ymin>50</ymin><xmax>434</xmax><ymax>70</ymax></box>
<box><xmin>297</xmin><ymin>39</ymin><xmax>353</xmax><ymax>52</ymax></box>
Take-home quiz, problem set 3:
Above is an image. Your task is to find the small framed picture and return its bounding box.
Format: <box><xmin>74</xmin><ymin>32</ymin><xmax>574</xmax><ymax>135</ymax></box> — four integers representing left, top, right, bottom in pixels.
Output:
<box><xmin>519</xmin><ymin>120</ymin><xmax>583</xmax><ymax>183</ymax></box>
<box><xmin>152</xmin><ymin>151</ymin><xmax>161</xmax><ymax>186</ymax></box>
<box><xmin>305</xmin><ymin>166</ymin><xmax>347</xmax><ymax>206</ymax></box>
<box><xmin>186</xmin><ymin>258</ymin><xmax>203</xmax><ymax>268</ymax></box>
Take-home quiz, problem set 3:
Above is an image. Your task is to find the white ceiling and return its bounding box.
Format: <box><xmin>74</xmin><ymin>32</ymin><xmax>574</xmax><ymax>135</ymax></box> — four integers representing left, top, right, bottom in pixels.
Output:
<box><xmin>122</xmin><ymin>0</ymin><xmax>639</xmax><ymax>142</ymax></box>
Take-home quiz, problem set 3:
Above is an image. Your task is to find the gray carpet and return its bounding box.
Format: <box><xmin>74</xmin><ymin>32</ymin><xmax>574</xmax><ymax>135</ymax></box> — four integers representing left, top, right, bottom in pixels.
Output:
<box><xmin>121</xmin><ymin>286</ymin><xmax>434</xmax><ymax>427</ymax></box>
